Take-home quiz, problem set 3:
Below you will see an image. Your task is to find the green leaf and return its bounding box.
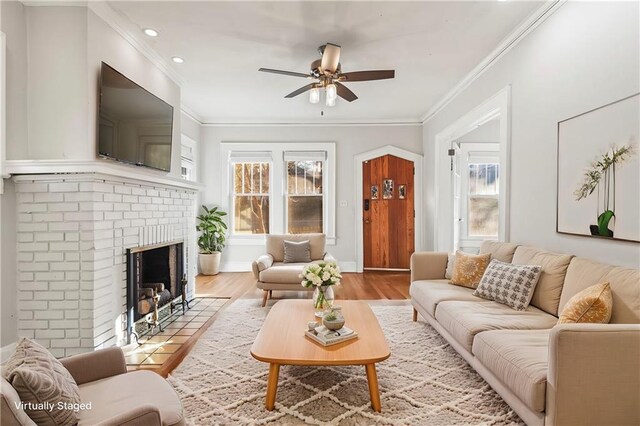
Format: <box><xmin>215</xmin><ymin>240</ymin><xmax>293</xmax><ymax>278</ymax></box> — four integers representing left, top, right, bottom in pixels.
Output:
<box><xmin>597</xmin><ymin>210</ymin><xmax>615</xmax><ymax>236</ymax></box>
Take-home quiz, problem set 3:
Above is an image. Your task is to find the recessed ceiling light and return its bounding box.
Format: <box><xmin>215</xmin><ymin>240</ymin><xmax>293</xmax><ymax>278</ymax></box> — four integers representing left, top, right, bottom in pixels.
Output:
<box><xmin>172</xmin><ymin>56</ymin><xmax>184</xmax><ymax>64</ymax></box>
<box><xmin>143</xmin><ymin>28</ymin><xmax>159</xmax><ymax>37</ymax></box>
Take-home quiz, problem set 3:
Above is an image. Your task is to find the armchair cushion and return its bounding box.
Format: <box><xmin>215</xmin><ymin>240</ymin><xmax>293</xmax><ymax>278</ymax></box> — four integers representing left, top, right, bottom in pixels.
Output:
<box><xmin>259</xmin><ymin>261</ymin><xmax>322</xmax><ymax>284</ymax></box>
<box><xmin>283</xmin><ymin>240</ymin><xmax>311</xmax><ymax>263</ymax></box>
<box><xmin>60</xmin><ymin>347</ymin><xmax>126</xmax><ymax>386</ymax></box>
<box><xmin>2</xmin><ymin>338</ymin><xmax>81</xmax><ymax>426</ymax></box>
<box><xmin>77</xmin><ymin>370</ymin><xmax>183</xmax><ymax>426</ymax></box>
<box><xmin>255</xmin><ymin>254</ymin><xmax>274</xmax><ymax>272</ymax></box>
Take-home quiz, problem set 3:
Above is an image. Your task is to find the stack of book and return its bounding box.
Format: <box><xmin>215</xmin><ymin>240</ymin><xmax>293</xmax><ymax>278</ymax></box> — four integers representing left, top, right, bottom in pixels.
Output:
<box><xmin>305</xmin><ymin>325</ymin><xmax>358</xmax><ymax>346</ymax></box>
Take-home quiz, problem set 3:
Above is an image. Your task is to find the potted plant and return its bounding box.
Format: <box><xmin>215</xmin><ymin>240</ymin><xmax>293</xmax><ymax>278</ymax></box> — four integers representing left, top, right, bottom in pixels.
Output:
<box><xmin>196</xmin><ymin>205</ymin><xmax>227</xmax><ymax>275</ymax></box>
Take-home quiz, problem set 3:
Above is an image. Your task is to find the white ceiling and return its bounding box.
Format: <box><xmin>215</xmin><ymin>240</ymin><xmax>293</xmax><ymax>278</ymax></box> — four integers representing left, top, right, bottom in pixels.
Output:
<box><xmin>107</xmin><ymin>1</ymin><xmax>543</xmax><ymax>124</ymax></box>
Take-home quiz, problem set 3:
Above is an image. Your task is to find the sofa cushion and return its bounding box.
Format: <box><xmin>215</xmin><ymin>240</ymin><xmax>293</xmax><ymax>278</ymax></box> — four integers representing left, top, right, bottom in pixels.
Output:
<box><xmin>283</xmin><ymin>240</ymin><xmax>311</xmax><ymax>263</ymax></box>
<box><xmin>450</xmin><ymin>251</ymin><xmax>491</xmax><ymax>288</ymax></box>
<box><xmin>472</xmin><ymin>329</ymin><xmax>550</xmax><ymax>412</ymax></box>
<box><xmin>77</xmin><ymin>370</ymin><xmax>183</xmax><ymax>426</ymax></box>
<box><xmin>560</xmin><ymin>258</ymin><xmax>640</xmax><ymax>324</ymax></box>
<box><xmin>473</xmin><ymin>259</ymin><xmax>542</xmax><ymax>311</ymax></box>
<box><xmin>435</xmin><ymin>300</ymin><xmax>558</xmax><ymax>352</ymax></box>
<box><xmin>512</xmin><ymin>246</ymin><xmax>574</xmax><ymax>316</ymax></box>
<box><xmin>2</xmin><ymin>338</ymin><xmax>81</xmax><ymax>426</ymax></box>
<box><xmin>259</xmin><ymin>261</ymin><xmax>322</xmax><ymax>284</ymax></box>
<box><xmin>558</xmin><ymin>282</ymin><xmax>612</xmax><ymax>324</ymax></box>
<box><xmin>410</xmin><ymin>279</ymin><xmax>487</xmax><ymax>317</ymax></box>
<box><xmin>479</xmin><ymin>241</ymin><xmax>519</xmax><ymax>263</ymax></box>
<box><xmin>444</xmin><ymin>253</ymin><xmax>456</xmax><ymax>279</ymax></box>
<box><xmin>266</xmin><ymin>234</ymin><xmax>325</xmax><ymax>262</ymax></box>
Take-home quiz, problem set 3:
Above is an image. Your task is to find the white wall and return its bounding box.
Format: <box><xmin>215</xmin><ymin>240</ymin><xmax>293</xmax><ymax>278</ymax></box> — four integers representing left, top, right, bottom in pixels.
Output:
<box><xmin>5</xmin><ymin>6</ymin><xmax>183</xmax><ymax>178</ymax></box>
<box><xmin>27</xmin><ymin>7</ymin><xmax>89</xmax><ymax>160</ymax></box>
<box><xmin>0</xmin><ymin>0</ymin><xmax>27</xmax><ymax>348</ymax></box>
<box><xmin>1</xmin><ymin>1</ymin><xmax>27</xmax><ymax>160</ymax></box>
<box><xmin>423</xmin><ymin>1</ymin><xmax>640</xmax><ymax>267</ymax></box>
<box><xmin>0</xmin><ymin>4</ymin><xmax>186</xmax><ymax>349</ymax></box>
<box><xmin>87</xmin><ymin>9</ymin><xmax>182</xmax><ymax>178</ymax></box>
<box><xmin>200</xmin><ymin>124</ymin><xmax>423</xmax><ymax>270</ymax></box>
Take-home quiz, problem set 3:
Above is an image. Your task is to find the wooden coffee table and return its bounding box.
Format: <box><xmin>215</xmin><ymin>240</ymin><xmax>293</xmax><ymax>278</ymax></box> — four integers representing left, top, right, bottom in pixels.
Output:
<box><xmin>250</xmin><ymin>300</ymin><xmax>391</xmax><ymax>412</ymax></box>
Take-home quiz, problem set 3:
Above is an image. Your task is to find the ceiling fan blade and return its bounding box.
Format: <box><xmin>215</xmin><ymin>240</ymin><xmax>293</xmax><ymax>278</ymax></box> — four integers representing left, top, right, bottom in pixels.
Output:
<box><xmin>335</xmin><ymin>82</ymin><xmax>358</xmax><ymax>102</ymax></box>
<box><xmin>285</xmin><ymin>83</ymin><xmax>316</xmax><ymax>98</ymax></box>
<box><xmin>259</xmin><ymin>68</ymin><xmax>311</xmax><ymax>78</ymax></box>
<box><xmin>320</xmin><ymin>43</ymin><xmax>341</xmax><ymax>74</ymax></box>
<box><xmin>340</xmin><ymin>70</ymin><xmax>395</xmax><ymax>82</ymax></box>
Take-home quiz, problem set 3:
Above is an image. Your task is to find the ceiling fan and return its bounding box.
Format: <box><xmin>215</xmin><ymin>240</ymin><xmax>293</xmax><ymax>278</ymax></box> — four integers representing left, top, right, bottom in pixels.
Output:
<box><xmin>259</xmin><ymin>43</ymin><xmax>395</xmax><ymax>106</ymax></box>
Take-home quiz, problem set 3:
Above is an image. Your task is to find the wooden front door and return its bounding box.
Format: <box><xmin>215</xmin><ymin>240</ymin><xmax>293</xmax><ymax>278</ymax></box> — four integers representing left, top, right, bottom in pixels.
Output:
<box><xmin>363</xmin><ymin>155</ymin><xmax>415</xmax><ymax>269</ymax></box>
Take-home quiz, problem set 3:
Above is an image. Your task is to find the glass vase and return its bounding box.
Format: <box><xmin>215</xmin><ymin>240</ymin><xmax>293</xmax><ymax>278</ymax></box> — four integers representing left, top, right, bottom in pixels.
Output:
<box><xmin>312</xmin><ymin>285</ymin><xmax>335</xmax><ymax>317</ymax></box>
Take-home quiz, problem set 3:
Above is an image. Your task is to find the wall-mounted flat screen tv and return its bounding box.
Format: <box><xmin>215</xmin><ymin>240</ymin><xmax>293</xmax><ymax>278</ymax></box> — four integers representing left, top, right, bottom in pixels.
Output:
<box><xmin>98</xmin><ymin>62</ymin><xmax>174</xmax><ymax>172</ymax></box>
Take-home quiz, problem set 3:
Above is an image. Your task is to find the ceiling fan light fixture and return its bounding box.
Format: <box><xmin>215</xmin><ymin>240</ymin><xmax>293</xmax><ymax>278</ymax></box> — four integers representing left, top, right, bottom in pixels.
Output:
<box><xmin>326</xmin><ymin>95</ymin><xmax>336</xmax><ymax>107</ymax></box>
<box><xmin>326</xmin><ymin>83</ymin><xmax>337</xmax><ymax>103</ymax></box>
<box><xmin>309</xmin><ymin>87</ymin><xmax>320</xmax><ymax>104</ymax></box>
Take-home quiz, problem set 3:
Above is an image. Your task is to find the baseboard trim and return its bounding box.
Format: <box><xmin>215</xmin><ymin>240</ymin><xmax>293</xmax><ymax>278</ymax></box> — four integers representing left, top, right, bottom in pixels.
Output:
<box><xmin>220</xmin><ymin>260</ymin><xmax>357</xmax><ymax>273</ymax></box>
<box><xmin>220</xmin><ymin>261</ymin><xmax>253</xmax><ymax>272</ymax></box>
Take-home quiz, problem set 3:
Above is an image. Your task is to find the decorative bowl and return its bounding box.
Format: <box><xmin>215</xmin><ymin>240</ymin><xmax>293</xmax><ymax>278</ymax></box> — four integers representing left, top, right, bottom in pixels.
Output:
<box><xmin>322</xmin><ymin>317</ymin><xmax>345</xmax><ymax>331</ymax></box>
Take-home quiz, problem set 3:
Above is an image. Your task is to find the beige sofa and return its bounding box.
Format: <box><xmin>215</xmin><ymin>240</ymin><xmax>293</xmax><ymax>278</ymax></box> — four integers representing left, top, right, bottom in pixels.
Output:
<box><xmin>252</xmin><ymin>233</ymin><xmax>335</xmax><ymax>306</ymax></box>
<box><xmin>1</xmin><ymin>347</ymin><xmax>184</xmax><ymax>425</ymax></box>
<box><xmin>410</xmin><ymin>241</ymin><xmax>640</xmax><ymax>426</ymax></box>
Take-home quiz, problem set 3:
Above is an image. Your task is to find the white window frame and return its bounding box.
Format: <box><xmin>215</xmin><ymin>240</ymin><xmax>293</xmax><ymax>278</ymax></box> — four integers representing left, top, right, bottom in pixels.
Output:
<box><xmin>180</xmin><ymin>135</ymin><xmax>197</xmax><ymax>182</ymax></box>
<box><xmin>220</xmin><ymin>142</ymin><xmax>336</xmax><ymax>246</ymax></box>
<box><xmin>229</xmin><ymin>157</ymin><xmax>273</xmax><ymax>237</ymax></box>
<box><xmin>284</xmin><ymin>152</ymin><xmax>327</xmax><ymax>235</ymax></box>
<box><xmin>458</xmin><ymin>144</ymin><xmax>500</xmax><ymax>245</ymax></box>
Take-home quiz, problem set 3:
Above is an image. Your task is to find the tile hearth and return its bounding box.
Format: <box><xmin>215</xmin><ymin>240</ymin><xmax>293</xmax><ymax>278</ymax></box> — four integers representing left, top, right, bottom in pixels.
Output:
<box><xmin>124</xmin><ymin>297</ymin><xmax>229</xmax><ymax>371</ymax></box>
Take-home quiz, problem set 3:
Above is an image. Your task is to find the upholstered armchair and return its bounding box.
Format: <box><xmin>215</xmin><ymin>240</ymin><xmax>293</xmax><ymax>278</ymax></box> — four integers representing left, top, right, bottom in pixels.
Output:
<box><xmin>1</xmin><ymin>347</ymin><xmax>184</xmax><ymax>426</ymax></box>
<box><xmin>252</xmin><ymin>233</ymin><xmax>336</xmax><ymax>306</ymax></box>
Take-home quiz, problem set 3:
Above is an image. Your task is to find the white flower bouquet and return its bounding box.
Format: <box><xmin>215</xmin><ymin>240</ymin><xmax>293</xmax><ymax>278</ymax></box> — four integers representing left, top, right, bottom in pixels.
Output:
<box><xmin>301</xmin><ymin>261</ymin><xmax>342</xmax><ymax>313</ymax></box>
<box><xmin>301</xmin><ymin>261</ymin><xmax>342</xmax><ymax>288</ymax></box>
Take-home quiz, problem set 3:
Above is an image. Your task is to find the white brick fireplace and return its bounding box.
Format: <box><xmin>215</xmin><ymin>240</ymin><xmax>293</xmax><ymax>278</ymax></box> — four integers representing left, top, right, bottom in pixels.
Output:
<box><xmin>12</xmin><ymin>173</ymin><xmax>198</xmax><ymax>357</ymax></box>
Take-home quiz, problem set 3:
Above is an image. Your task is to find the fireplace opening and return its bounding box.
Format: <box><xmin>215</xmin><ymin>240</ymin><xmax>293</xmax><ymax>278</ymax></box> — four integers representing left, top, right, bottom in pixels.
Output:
<box><xmin>126</xmin><ymin>241</ymin><xmax>184</xmax><ymax>342</ymax></box>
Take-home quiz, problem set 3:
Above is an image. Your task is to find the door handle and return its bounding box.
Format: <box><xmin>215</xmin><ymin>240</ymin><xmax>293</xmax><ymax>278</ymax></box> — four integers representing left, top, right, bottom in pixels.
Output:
<box><xmin>364</xmin><ymin>219</ymin><xmax>370</xmax><ymax>224</ymax></box>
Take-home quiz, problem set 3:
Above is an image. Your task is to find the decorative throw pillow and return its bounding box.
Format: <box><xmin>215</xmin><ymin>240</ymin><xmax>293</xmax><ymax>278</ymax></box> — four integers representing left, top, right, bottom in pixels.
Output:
<box><xmin>283</xmin><ymin>240</ymin><xmax>311</xmax><ymax>263</ymax></box>
<box><xmin>473</xmin><ymin>259</ymin><xmax>542</xmax><ymax>310</ymax></box>
<box><xmin>444</xmin><ymin>253</ymin><xmax>456</xmax><ymax>279</ymax></box>
<box><xmin>2</xmin><ymin>338</ymin><xmax>80</xmax><ymax>426</ymax></box>
<box><xmin>449</xmin><ymin>251</ymin><xmax>492</xmax><ymax>288</ymax></box>
<box><xmin>558</xmin><ymin>282</ymin><xmax>613</xmax><ymax>324</ymax></box>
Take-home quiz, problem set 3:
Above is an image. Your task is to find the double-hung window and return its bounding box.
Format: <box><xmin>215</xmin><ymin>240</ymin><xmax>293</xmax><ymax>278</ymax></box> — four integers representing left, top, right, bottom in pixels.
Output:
<box><xmin>230</xmin><ymin>152</ymin><xmax>271</xmax><ymax>234</ymax></box>
<box><xmin>466</xmin><ymin>158</ymin><xmax>500</xmax><ymax>238</ymax></box>
<box><xmin>224</xmin><ymin>143</ymin><xmax>335</xmax><ymax>243</ymax></box>
<box><xmin>285</xmin><ymin>152</ymin><xmax>326</xmax><ymax>233</ymax></box>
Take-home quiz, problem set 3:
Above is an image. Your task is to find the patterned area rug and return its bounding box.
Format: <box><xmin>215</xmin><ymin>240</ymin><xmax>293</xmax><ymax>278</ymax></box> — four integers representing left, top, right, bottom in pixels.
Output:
<box><xmin>168</xmin><ymin>299</ymin><xmax>523</xmax><ymax>425</ymax></box>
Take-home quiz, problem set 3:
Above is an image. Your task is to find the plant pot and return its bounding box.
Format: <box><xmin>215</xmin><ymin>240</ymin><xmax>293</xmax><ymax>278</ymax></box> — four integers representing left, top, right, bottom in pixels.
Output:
<box><xmin>199</xmin><ymin>252</ymin><xmax>221</xmax><ymax>275</ymax></box>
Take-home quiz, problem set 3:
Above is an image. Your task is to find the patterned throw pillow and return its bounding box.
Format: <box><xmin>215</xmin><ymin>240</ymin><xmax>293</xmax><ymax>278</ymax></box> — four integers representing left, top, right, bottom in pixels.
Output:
<box><xmin>473</xmin><ymin>259</ymin><xmax>542</xmax><ymax>310</ymax></box>
<box><xmin>449</xmin><ymin>251</ymin><xmax>492</xmax><ymax>288</ymax></box>
<box><xmin>2</xmin><ymin>338</ymin><xmax>80</xmax><ymax>426</ymax></box>
<box><xmin>558</xmin><ymin>282</ymin><xmax>613</xmax><ymax>324</ymax></box>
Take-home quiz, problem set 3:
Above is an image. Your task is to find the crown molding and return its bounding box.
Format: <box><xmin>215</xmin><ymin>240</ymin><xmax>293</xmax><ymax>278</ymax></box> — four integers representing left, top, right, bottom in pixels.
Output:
<box><xmin>87</xmin><ymin>1</ymin><xmax>184</xmax><ymax>87</ymax></box>
<box><xmin>21</xmin><ymin>1</ymin><xmax>87</xmax><ymax>6</ymax></box>
<box><xmin>197</xmin><ymin>119</ymin><xmax>423</xmax><ymax>127</ymax></box>
<box><xmin>420</xmin><ymin>0</ymin><xmax>566</xmax><ymax>124</ymax></box>
<box><xmin>180</xmin><ymin>104</ymin><xmax>204</xmax><ymax>125</ymax></box>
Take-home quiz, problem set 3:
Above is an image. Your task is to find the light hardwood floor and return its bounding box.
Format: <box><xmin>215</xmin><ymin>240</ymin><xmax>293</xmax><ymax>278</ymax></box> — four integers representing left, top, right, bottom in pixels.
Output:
<box><xmin>196</xmin><ymin>271</ymin><xmax>411</xmax><ymax>302</ymax></box>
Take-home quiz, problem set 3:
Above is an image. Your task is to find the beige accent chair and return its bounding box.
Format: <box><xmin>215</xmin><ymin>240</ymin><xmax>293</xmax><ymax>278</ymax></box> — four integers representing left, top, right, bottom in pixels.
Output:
<box><xmin>252</xmin><ymin>233</ymin><xmax>335</xmax><ymax>306</ymax></box>
<box><xmin>1</xmin><ymin>347</ymin><xmax>184</xmax><ymax>426</ymax></box>
<box><xmin>410</xmin><ymin>241</ymin><xmax>640</xmax><ymax>426</ymax></box>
